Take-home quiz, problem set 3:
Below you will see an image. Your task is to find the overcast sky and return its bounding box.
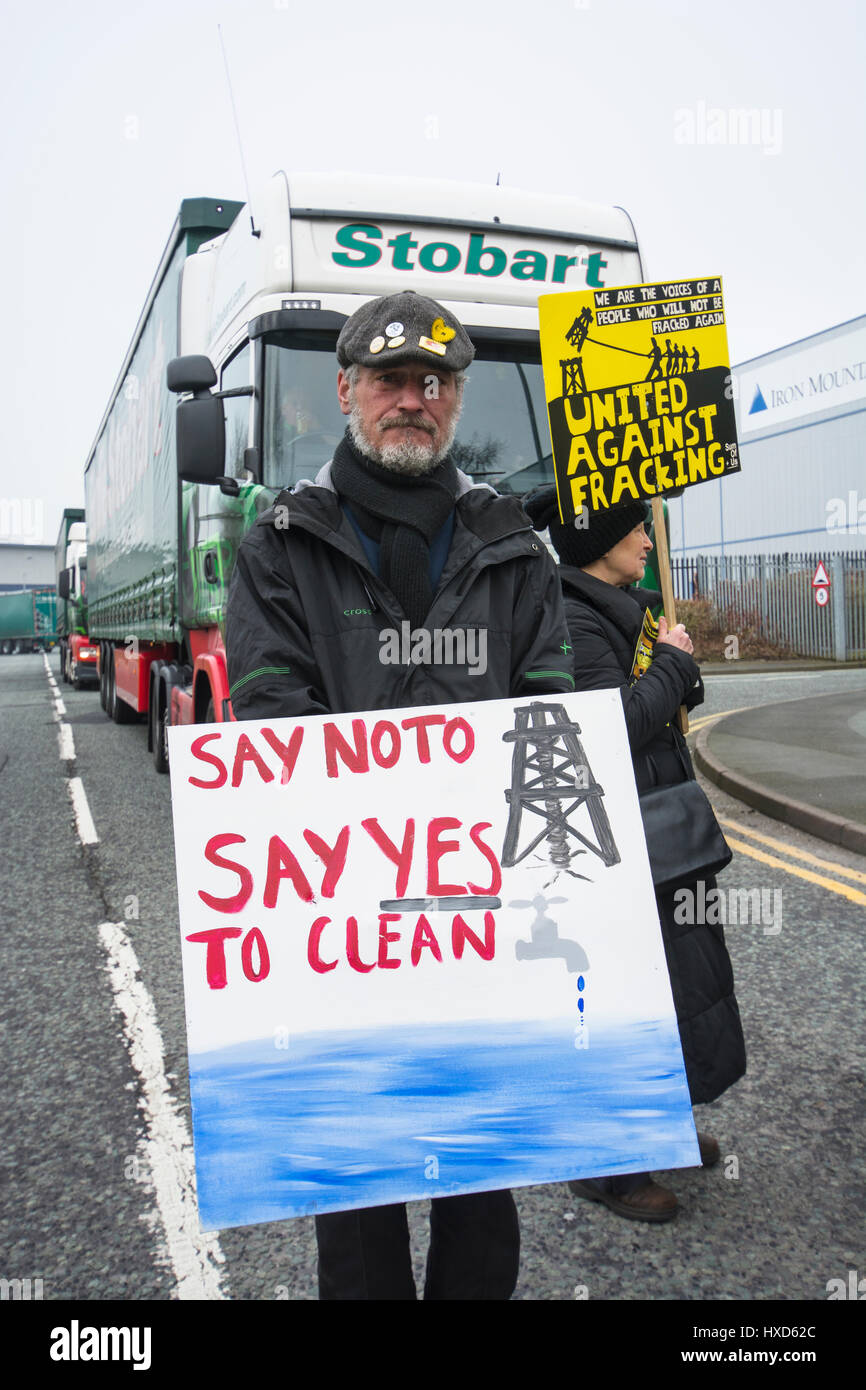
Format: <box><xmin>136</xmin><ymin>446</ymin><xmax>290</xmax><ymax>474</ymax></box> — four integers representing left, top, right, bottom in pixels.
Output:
<box><xmin>2</xmin><ymin>0</ymin><xmax>863</xmax><ymax>545</ymax></box>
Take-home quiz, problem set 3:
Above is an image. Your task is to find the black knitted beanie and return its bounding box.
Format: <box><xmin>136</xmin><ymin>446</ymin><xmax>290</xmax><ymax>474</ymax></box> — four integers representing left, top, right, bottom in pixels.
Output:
<box><xmin>523</xmin><ymin>485</ymin><xmax>650</xmax><ymax>567</ymax></box>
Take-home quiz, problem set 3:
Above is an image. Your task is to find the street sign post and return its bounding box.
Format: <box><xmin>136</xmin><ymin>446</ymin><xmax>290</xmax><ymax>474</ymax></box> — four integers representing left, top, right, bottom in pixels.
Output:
<box><xmin>812</xmin><ymin>560</ymin><xmax>830</xmax><ymax>607</ymax></box>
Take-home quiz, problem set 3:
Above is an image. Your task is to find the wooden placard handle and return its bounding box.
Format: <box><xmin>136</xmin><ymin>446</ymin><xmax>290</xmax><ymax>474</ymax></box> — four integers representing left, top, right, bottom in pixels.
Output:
<box><xmin>650</xmin><ymin>496</ymin><xmax>689</xmax><ymax>736</ymax></box>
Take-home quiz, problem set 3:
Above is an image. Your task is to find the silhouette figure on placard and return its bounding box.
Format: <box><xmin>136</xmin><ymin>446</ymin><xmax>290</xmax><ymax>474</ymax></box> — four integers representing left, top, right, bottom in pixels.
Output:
<box><xmin>690</xmin><ymin>346</ymin><xmax>700</xmax><ymax>372</ymax></box>
<box><xmin>662</xmin><ymin>338</ymin><xmax>675</xmax><ymax>375</ymax></box>
<box><xmin>511</xmin><ymin>894</ymin><xmax>590</xmax><ymax>974</ymax></box>
<box><xmin>646</xmin><ymin>338</ymin><xmax>663</xmax><ymax>380</ymax></box>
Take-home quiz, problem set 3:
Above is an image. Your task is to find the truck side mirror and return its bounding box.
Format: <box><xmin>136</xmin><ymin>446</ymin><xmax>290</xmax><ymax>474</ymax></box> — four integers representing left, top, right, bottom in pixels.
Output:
<box><xmin>58</xmin><ymin>568</ymin><xmax>71</xmax><ymax>600</ymax></box>
<box><xmin>176</xmin><ymin>397</ymin><xmax>226</xmax><ymax>484</ymax></box>
<box><xmin>167</xmin><ymin>356</ymin><xmax>226</xmax><ymax>485</ymax></box>
<box><xmin>167</xmin><ymin>356</ymin><xmax>217</xmax><ymax>393</ymax></box>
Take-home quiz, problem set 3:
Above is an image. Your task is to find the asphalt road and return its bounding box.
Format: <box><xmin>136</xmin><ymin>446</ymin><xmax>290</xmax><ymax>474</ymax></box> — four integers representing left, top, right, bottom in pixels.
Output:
<box><xmin>1</xmin><ymin>652</ymin><xmax>864</xmax><ymax>1303</ymax></box>
<box><xmin>694</xmin><ymin>661</ymin><xmax>866</xmax><ymax>722</ymax></box>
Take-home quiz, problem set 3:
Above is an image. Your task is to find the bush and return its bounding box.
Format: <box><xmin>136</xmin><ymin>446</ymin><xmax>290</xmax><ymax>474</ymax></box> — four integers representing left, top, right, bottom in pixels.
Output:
<box><xmin>674</xmin><ymin>598</ymin><xmax>796</xmax><ymax>661</ymax></box>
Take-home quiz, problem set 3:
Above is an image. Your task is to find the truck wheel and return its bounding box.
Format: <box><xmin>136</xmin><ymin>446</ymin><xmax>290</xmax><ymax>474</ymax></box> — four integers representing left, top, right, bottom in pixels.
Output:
<box><xmin>147</xmin><ymin>663</ymin><xmax>162</xmax><ymax>752</ymax></box>
<box><xmin>153</xmin><ymin>679</ymin><xmax>170</xmax><ymax>775</ymax></box>
<box><xmin>99</xmin><ymin>645</ymin><xmax>109</xmax><ymax>711</ymax></box>
<box><xmin>106</xmin><ymin>649</ymin><xmax>118</xmax><ymax>720</ymax></box>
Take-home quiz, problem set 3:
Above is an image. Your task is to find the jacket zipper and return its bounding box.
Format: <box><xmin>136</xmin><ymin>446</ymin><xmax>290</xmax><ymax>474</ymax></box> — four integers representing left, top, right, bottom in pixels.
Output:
<box><xmin>286</xmin><ymin>504</ymin><xmax>538</xmax><ymax>631</ymax></box>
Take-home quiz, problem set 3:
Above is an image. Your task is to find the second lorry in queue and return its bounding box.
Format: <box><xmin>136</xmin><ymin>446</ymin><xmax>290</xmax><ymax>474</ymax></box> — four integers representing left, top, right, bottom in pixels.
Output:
<box><xmin>55</xmin><ymin>508</ymin><xmax>98</xmax><ymax>688</ymax></box>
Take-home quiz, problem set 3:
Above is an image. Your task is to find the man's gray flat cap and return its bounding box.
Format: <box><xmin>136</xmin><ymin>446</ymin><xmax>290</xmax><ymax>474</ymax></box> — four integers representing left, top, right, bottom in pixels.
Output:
<box><xmin>336</xmin><ymin>290</ymin><xmax>475</xmax><ymax>372</ymax></box>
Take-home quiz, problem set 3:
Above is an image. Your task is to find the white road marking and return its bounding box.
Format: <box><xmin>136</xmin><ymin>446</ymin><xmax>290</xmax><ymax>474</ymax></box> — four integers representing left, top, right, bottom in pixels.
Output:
<box><xmin>46</xmin><ymin>667</ymin><xmax>75</xmax><ymax>758</ymax></box>
<box><xmin>98</xmin><ymin>921</ymin><xmax>228</xmax><ymax>1301</ymax></box>
<box><xmin>43</xmin><ymin>654</ymin><xmax>66</xmax><ymax>716</ymax></box>
<box><xmin>41</xmin><ymin>654</ymin><xmax>227</xmax><ymax>1298</ymax></box>
<box><xmin>58</xmin><ymin>722</ymin><xmax>75</xmax><ymax>761</ymax></box>
<box><xmin>67</xmin><ymin>776</ymin><xmax>98</xmax><ymax>844</ymax></box>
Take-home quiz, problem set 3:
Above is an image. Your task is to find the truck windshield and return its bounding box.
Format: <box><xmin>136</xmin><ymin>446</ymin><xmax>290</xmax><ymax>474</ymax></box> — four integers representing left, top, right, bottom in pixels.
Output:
<box><xmin>263</xmin><ymin>339</ymin><xmax>554</xmax><ymax>496</ymax></box>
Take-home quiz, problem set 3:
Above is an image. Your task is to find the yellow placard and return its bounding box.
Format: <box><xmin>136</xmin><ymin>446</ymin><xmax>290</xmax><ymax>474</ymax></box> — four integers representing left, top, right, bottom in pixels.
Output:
<box><xmin>539</xmin><ymin>276</ymin><xmax>741</xmax><ymax>520</ymax></box>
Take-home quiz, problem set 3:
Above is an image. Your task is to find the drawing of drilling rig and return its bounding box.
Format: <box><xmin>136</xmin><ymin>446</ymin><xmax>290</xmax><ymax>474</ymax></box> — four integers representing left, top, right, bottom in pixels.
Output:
<box><xmin>501</xmin><ymin>703</ymin><xmax>620</xmax><ymax>875</ymax></box>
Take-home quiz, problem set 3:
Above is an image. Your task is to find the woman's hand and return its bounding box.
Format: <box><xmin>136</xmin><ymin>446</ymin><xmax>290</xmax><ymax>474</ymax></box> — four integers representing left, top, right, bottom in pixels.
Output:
<box><xmin>657</xmin><ymin>616</ymin><xmax>694</xmax><ymax>655</ymax></box>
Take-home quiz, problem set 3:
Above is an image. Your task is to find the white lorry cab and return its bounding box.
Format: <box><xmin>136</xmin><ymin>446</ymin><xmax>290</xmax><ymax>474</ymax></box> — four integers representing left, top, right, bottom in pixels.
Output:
<box><xmin>172</xmin><ymin>171</ymin><xmax>644</xmax><ymax>501</ymax></box>
<box><xmin>87</xmin><ymin>173</ymin><xmax>643</xmax><ymax>766</ymax></box>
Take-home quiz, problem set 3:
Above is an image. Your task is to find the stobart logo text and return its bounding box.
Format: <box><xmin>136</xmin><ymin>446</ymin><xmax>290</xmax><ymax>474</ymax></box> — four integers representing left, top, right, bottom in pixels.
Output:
<box><xmin>332</xmin><ymin>223</ymin><xmax>609</xmax><ymax>288</ymax></box>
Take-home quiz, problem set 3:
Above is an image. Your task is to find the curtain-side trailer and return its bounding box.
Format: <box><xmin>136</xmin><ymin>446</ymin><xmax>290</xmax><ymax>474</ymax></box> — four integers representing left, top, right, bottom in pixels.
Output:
<box><xmin>85</xmin><ymin>173</ymin><xmax>643</xmax><ymax>771</ymax></box>
<box><xmin>84</xmin><ymin>198</ymin><xmax>243</xmax><ymax>766</ymax></box>
<box><xmin>0</xmin><ymin>588</ymin><xmax>57</xmax><ymax>654</ymax></box>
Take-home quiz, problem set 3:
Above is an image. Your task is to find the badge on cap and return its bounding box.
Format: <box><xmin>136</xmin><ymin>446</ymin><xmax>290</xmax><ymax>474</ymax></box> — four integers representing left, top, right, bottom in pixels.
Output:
<box><xmin>386</xmin><ymin>335</ymin><xmax>406</xmax><ymax>348</ymax></box>
<box><xmin>419</xmin><ymin>335</ymin><xmax>447</xmax><ymax>356</ymax></box>
<box><xmin>385</xmin><ymin>321</ymin><xmax>404</xmax><ymax>337</ymax></box>
<box><xmin>431</xmin><ymin>317</ymin><xmax>456</xmax><ymax>343</ymax></box>
<box><xmin>369</xmin><ymin>336</ymin><xmax>386</xmax><ymax>354</ymax></box>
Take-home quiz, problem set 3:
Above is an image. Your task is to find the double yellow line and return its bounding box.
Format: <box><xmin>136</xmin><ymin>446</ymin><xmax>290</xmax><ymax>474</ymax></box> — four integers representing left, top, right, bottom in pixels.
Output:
<box><xmin>718</xmin><ymin>817</ymin><xmax>866</xmax><ymax>907</ymax></box>
<box><xmin>687</xmin><ymin>708</ymin><xmax>866</xmax><ymax>906</ymax></box>
<box><xmin>688</xmin><ymin>706</ymin><xmax>752</xmax><ymax>733</ymax></box>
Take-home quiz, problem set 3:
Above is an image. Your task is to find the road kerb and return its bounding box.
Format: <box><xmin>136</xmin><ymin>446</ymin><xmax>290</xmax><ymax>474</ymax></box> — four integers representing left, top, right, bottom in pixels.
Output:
<box><xmin>693</xmin><ymin>723</ymin><xmax>866</xmax><ymax>857</ymax></box>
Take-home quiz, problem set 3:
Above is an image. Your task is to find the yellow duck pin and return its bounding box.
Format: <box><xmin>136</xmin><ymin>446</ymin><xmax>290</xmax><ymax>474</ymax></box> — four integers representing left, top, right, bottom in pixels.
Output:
<box><xmin>431</xmin><ymin>317</ymin><xmax>456</xmax><ymax>343</ymax></box>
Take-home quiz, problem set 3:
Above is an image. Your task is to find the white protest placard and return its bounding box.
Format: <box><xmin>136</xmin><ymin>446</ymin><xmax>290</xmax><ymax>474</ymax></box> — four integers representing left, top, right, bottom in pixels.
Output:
<box><xmin>169</xmin><ymin>691</ymin><xmax>698</xmax><ymax>1231</ymax></box>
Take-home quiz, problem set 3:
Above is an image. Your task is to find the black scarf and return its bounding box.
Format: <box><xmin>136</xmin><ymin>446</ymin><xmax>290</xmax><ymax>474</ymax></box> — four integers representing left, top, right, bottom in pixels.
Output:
<box><xmin>331</xmin><ymin>432</ymin><xmax>458</xmax><ymax>629</ymax></box>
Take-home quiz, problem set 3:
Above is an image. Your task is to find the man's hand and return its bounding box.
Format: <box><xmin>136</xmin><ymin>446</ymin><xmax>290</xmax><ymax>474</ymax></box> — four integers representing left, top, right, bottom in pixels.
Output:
<box><xmin>657</xmin><ymin>616</ymin><xmax>694</xmax><ymax>655</ymax></box>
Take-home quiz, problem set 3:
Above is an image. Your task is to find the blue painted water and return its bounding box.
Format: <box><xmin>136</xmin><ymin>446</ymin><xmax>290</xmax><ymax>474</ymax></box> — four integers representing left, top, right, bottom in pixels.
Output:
<box><xmin>189</xmin><ymin>1017</ymin><xmax>697</xmax><ymax>1230</ymax></box>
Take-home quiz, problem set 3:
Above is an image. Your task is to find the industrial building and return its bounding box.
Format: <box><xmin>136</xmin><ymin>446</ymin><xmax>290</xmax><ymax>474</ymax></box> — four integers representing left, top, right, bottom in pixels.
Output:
<box><xmin>0</xmin><ymin>542</ymin><xmax>55</xmax><ymax>591</ymax></box>
<box><xmin>671</xmin><ymin>314</ymin><xmax>866</xmax><ymax>558</ymax></box>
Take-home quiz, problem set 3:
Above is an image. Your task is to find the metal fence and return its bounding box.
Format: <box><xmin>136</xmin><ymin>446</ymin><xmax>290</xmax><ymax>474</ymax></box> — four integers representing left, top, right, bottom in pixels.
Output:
<box><xmin>670</xmin><ymin>552</ymin><xmax>866</xmax><ymax>662</ymax></box>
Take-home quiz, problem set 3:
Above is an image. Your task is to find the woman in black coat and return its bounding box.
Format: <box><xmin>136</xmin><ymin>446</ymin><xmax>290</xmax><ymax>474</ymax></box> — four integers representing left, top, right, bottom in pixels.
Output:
<box><xmin>523</xmin><ymin>488</ymin><xmax>746</xmax><ymax>1223</ymax></box>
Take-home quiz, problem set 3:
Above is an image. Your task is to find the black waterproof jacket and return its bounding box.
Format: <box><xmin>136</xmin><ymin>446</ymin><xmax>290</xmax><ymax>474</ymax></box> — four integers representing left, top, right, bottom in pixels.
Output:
<box><xmin>560</xmin><ymin>565</ymin><xmax>746</xmax><ymax>1105</ymax></box>
<box><xmin>226</xmin><ymin>464</ymin><xmax>575</xmax><ymax>721</ymax></box>
<box><xmin>559</xmin><ymin>567</ymin><xmax>704</xmax><ymax>792</ymax></box>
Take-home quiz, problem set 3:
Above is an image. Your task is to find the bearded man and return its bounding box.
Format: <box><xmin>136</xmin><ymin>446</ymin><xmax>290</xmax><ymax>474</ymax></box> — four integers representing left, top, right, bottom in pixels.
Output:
<box><xmin>225</xmin><ymin>290</ymin><xmax>574</xmax><ymax>1300</ymax></box>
